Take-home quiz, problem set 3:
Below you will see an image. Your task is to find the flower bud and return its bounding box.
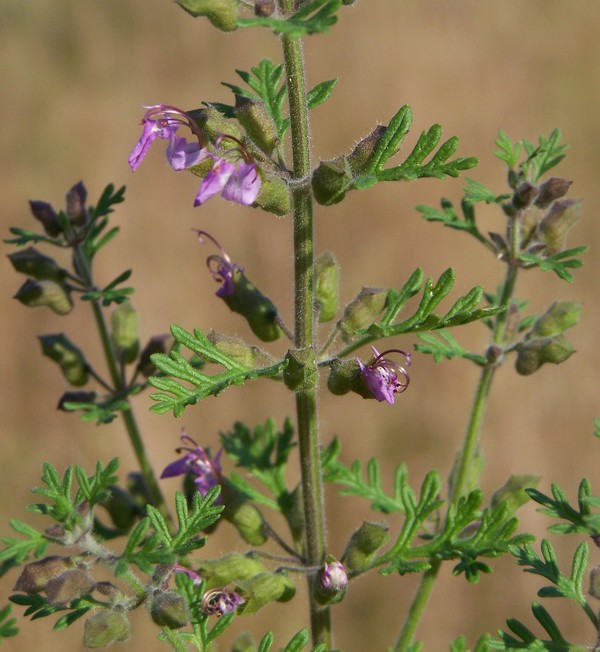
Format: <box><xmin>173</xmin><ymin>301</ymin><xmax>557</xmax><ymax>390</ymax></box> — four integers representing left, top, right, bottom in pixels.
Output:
<box><xmin>512</xmin><ymin>182</ymin><xmax>538</xmax><ymax>210</ymax></box>
<box><xmin>199</xmin><ymin>553</ymin><xmax>267</xmax><ymax>589</ymax></box>
<box><xmin>590</xmin><ymin>566</ymin><xmax>600</xmax><ymax>600</ymax></box>
<box><xmin>65</xmin><ymin>181</ymin><xmax>88</xmax><ymax>226</ymax></box>
<box><xmin>176</xmin><ymin>0</ymin><xmax>240</xmax><ymax>31</ymax></box>
<box><xmin>342</xmin><ymin>521</ymin><xmax>390</xmax><ymax>572</ymax></box>
<box><xmin>101</xmin><ymin>485</ymin><xmax>139</xmax><ymax>531</ymax></box>
<box><xmin>534</xmin><ymin>177</ymin><xmax>572</xmax><ymax>209</ymax></box>
<box><xmin>84</xmin><ymin>609</ymin><xmax>131</xmax><ymax>648</ymax></box>
<box><xmin>208</xmin><ymin>331</ymin><xmax>258</xmax><ymax>368</ymax></box>
<box><xmin>14</xmin><ymin>556</ymin><xmax>73</xmax><ymax>594</ymax></box>
<box><xmin>338</xmin><ymin>287</ymin><xmax>388</xmax><ymax>342</ymax></box>
<box><xmin>530</xmin><ymin>301</ymin><xmax>582</xmax><ymax>338</ymax></box>
<box><xmin>347</xmin><ymin>125</ymin><xmax>387</xmax><ymax>175</ymax></box>
<box><xmin>315</xmin><ymin>557</ymin><xmax>348</xmax><ymax>605</ymax></box>
<box><xmin>111</xmin><ymin>302</ymin><xmax>140</xmax><ymax>364</ymax></box>
<box><xmin>315</xmin><ymin>252</ymin><xmax>339</xmax><ymax>322</ymax></box>
<box><xmin>327</xmin><ymin>357</ymin><xmax>371</xmax><ymax>398</ymax></box>
<box><xmin>536</xmin><ymin>199</ymin><xmax>582</xmax><ymax>256</ymax></box>
<box><xmin>235</xmin><ymin>96</ymin><xmax>279</xmax><ymax>155</ymax></box>
<box><xmin>515</xmin><ymin>334</ymin><xmax>575</xmax><ymax>375</ymax></box>
<box><xmin>15</xmin><ymin>278</ymin><xmax>73</xmax><ymax>315</ymax></box>
<box><xmin>29</xmin><ymin>200</ymin><xmax>62</xmax><ymax>237</ymax></box>
<box><xmin>254</xmin><ymin>174</ymin><xmax>291</xmax><ymax>216</ymax></box>
<box><xmin>57</xmin><ymin>390</ymin><xmax>97</xmax><ymax>411</ymax></box>
<box><xmin>490</xmin><ymin>475</ymin><xmax>540</xmax><ymax>517</ymax></box>
<box><xmin>311</xmin><ymin>156</ymin><xmax>353</xmax><ymax>206</ymax></box>
<box><xmin>39</xmin><ymin>333</ymin><xmax>89</xmax><ymax>386</ymax></box>
<box><xmin>150</xmin><ymin>591</ymin><xmax>190</xmax><ymax>628</ymax></box>
<box><xmin>46</xmin><ymin>568</ymin><xmax>96</xmax><ymax>605</ymax></box>
<box><xmin>8</xmin><ymin>247</ymin><xmax>67</xmax><ymax>283</ymax></box>
<box><xmin>236</xmin><ymin>571</ymin><xmax>295</xmax><ymax>615</ymax></box>
<box><xmin>283</xmin><ymin>347</ymin><xmax>318</xmax><ymax>392</ymax></box>
<box><xmin>220</xmin><ymin>269</ymin><xmax>283</xmax><ymax>342</ymax></box>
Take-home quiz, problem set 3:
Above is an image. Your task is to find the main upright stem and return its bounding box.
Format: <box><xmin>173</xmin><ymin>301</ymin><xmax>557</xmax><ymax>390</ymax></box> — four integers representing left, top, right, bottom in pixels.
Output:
<box><xmin>280</xmin><ymin>11</ymin><xmax>330</xmax><ymax>646</ymax></box>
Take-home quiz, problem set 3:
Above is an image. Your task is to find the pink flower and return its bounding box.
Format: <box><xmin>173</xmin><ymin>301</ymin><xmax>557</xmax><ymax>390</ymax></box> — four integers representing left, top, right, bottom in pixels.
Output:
<box><xmin>358</xmin><ymin>346</ymin><xmax>411</xmax><ymax>405</ymax></box>
<box><xmin>194</xmin><ymin>157</ymin><xmax>261</xmax><ymax>207</ymax></box>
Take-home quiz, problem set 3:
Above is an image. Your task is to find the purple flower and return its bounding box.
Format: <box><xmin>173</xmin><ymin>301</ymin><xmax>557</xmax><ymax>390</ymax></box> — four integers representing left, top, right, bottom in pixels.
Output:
<box><xmin>320</xmin><ymin>558</ymin><xmax>348</xmax><ymax>593</ymax></box>
<box><xmin>358</xmin><ymin>346</ymin><xmax>411</xmax><ymax>405</ymax></box>
<box><xmin>174</xmin><ymin>565</ymin><xmax>203</xmax><ymax>587</ymax></box>
<box><xmin>194</xmin><ymin>157</ymin><xmax>261</xmax><ymax>207</ymax></box>
<box><xmin>161</xmin><ymin>432</ymin><xmax>222</xmax><ymax>498</ymax></box>
<box><xmin>129</xmin><ymin>104</ymin><xmax>261</xmax><ymax>208</ymax></box>
<box><xmin>201</xmin><ymin>588</ymin><xmax>245</xmax><ymax>617</ymax></box>
<box><xmin>129</xmin><ymin>105</ymin><xmax>201</xmax><ymax>172</ymax></box>
<box><xmin>194</xmin><ymin>230</ymin><xmax>242</xmax><ymax>297</ymax></box>
<box><xmin>166</xmin><ymin>135</ymin><xmax>207</xmax><ymax>171</ymax></box>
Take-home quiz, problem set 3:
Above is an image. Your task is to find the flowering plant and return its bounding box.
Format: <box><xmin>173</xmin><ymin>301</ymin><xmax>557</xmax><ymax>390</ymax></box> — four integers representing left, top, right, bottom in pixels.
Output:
<box><xmin>2</xmin><ymin>2</ymin><xmax>598</xmax><ymax>651</ymax></box>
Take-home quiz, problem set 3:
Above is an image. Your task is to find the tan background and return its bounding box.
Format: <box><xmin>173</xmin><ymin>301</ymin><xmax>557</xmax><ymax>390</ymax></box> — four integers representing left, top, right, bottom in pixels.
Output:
<box><xmin>1</xmin><ymin>1</ymin><xmax>600</xmax><ymax>650</ymax></box>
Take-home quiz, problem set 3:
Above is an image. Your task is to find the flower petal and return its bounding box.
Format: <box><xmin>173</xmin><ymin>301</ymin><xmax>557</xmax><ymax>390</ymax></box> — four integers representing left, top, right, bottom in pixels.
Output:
<box><xmin>221</xmin><ymin>162</ymin><xmax>261</xmax><ymax>205</ymax></box>
<box><xmin>166</xmin><ymin>135</ymin><xmax>207</xmax><ymax>171</ymax></box>
<box><xmin>194</xmin><ymin>160</ymin><xmax>236</xmax><ymax>207</ymax></box>
<box><xmin>160</xmin><ymin>455</ymin><xmax>192</xmax><ymax>478</ymax></box>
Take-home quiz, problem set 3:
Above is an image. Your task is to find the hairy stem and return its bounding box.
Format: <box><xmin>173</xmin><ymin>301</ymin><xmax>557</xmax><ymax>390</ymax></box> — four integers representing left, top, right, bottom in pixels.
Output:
<box><xmin>72</xmin><ymin>241</ymin><xmax>171</xmax><ymax>525</ymax></box>
<box><xmin>280</xmin><ymin>7</ymin><xmax>330</xmax><ymax>645</ymax></box>
<box><xmin>393</xmin><ymin>260</ymin><xmax>521</xmax><ymax>650</ymax></box>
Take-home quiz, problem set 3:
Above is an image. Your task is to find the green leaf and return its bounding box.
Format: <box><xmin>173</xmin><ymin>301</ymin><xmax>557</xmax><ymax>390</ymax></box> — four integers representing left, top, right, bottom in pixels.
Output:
<box><xmin>237</xmin><ymin>0</ymin><xmax>341</xmax><ymax>37</ymax></box>
<box><xmin>322</xmin><ymin>438</ymin><xmax>410</xmax><ymax>514</ymax></box>
<box><xmin>416</xmin><ymin>330</ymin><xmax>486</xmax><ymax>365</ymax></box>
<box><xmin>220</xmin><ymin>419</ymin><xmax>295</xmax><ymax>501</ymax></box>
<box><xmin>307</xmin><ymin>79</ymin><xmax>338</xmax><ymax>110</ymax></box>
<box><xmin>367</xmin><ymin>105</ymin><xmax>413</xmax><ymax>173</ymax></box>
<box><xmin>0</xmin><ymin>604</ymin><xmax>19</xmax><ymax>641</ymax></box>
<box><xmin>363</xmin><ymin>268</ymin><xmax>502</xmax><ymax>342</ymax></box>
<box><xmin>149</xmin><ymin>325</ymin><xmax>287</xmax><ymax>417</ymax></box>
<box><xmin>494</xmin><ymin>130</ymin><xmax>521</xmax><ymax>169</ymax></box>
<box><xmin>519</xmin><ymin>246</ymin><xmax>587</xmax><ymax>283</ymax></box>
<box><xmin>463</xmin><ymin>178</ymin><xmax>510</xmax><ymax>204</ymax></box>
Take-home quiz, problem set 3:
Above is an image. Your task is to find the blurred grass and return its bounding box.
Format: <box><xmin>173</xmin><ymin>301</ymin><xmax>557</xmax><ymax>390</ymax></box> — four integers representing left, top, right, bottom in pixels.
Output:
<box><xmin>1</xmin><ymin>1</ymin><xmax>600</xmax><ymax>650</ymax></box>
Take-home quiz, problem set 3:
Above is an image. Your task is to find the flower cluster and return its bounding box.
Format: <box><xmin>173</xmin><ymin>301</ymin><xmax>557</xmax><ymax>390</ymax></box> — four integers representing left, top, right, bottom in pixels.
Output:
<box><xmin>358</xmin><ymin>346</ymin><xmax>411</xmax><ymax>405</ymax></box>
<box><xmin>129</xmin><ymin>104</ymin><xmax>261</xmax><ymax>207</ymax></box>
<box><xmin>160</xmin><ymin>432</ymin><xmax>223</xmax><ymax>498</ymax></box>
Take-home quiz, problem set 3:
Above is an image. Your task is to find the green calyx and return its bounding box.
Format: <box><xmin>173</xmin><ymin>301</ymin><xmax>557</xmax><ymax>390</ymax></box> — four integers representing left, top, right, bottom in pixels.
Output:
<box><xmin>150</xmin><ymin>591</ymin><xmax>190</xmax><ymax>629</ymax></box>
<box><xmin>199</xmin><ymin>552</ymin><xmax>268</xmax><ymax>589</ymax></box>
<box><xmin>338</xmin><ymin>287</ymin><xmax>389</xmax><ymax>342</ymax></box>
<box><xmin>342</xmin><ymin>521</ymin><xmax>390</xmax><ymax>572</ymax></box>
<box><xmin>39</xmin><ymin>333</ymin><xmax>89</xmax><ymax>386</ymax></box>
<box><xmin>111</xmin><ymin>302</ymin><xmax>140</xmax><ymax>365</ymax></box>
<box><xmin>176</xmin><ymin>0</ymin><xmax>241</xmax><ymax>31</ymax></box>
<box><xmin>84</xmin><ymin>609</ymin><xmax>131</xmax><ymax>648</ymax></box>
<box><xmin>315</xmin><ymin>251</ymin><xmax>339</xmax><ymax>323</ymax></box>
<box><xmin>15</xmin><ymin>279</ymin><xmax>73</xmax><ymax>315</ymax></box>
<box><xmin>220</xmin><ymin>269</ymin><xmax>283</xmax><ymax>342</ymax></box>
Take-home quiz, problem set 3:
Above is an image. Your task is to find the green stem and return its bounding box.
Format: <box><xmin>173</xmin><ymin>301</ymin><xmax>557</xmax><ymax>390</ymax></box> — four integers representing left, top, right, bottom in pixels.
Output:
<box><xmin>280</xmin><ymin>8</ymin><xmax>330</xmax><ymax>646</ymax></box>
<box><xmin>392</xmin><ymin>559</ymin><xmax>441</xmax><ymax>652</ymax></box>
<box><xmin>72</xmin><ymin>242</ymin><xmax>171</xmax><ymax>525</ymax></box>
<box><xmin>393</xmin><ymin>262</ymin><xmax>520</xmax><ymax>651</ymax></box>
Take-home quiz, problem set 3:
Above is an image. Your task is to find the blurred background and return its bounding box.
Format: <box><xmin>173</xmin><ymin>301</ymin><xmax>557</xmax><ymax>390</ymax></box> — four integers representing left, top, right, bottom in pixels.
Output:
<box><xmin>1</xmin><ymin>1</ymin><xmax>599</xmax><ymax>650</ymax></box>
